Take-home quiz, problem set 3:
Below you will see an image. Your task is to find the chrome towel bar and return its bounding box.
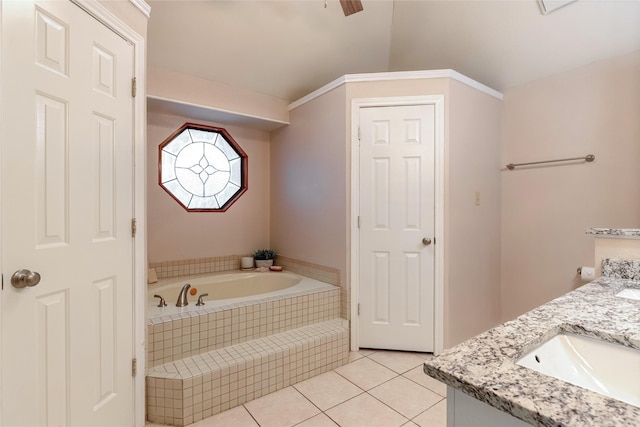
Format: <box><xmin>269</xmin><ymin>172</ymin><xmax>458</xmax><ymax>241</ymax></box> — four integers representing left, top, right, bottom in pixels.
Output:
<box><xmin>506</xmin><ymin>154</ymin><xmax>595</xmax><ymax>170</ymax></box>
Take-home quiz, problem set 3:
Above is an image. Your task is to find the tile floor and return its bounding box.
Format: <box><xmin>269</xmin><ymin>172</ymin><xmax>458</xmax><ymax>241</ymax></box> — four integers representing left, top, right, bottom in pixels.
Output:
<box><xmin>146</xmin><ymin>349</ymin><xmax>446</xmax><ymax>427</ymax></box>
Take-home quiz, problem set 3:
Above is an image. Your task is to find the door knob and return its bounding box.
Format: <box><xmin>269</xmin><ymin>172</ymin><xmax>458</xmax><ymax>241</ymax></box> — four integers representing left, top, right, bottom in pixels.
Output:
<box><xmin>11</xmin><ymin>269</ymin><xmax>41</xmax><ymax>288</ymax></box>
<box><xmin>422</xmin><ymin>237</ymin><xmax>432</xmax><ymax>246</ymax></box>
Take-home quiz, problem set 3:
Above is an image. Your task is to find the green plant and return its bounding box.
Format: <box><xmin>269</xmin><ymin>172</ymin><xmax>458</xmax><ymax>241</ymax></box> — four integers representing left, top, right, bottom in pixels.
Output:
<box><xmin>253</xmin><ymin>249</ymin><xmax>276</xmax><ymax>260</ymax></box>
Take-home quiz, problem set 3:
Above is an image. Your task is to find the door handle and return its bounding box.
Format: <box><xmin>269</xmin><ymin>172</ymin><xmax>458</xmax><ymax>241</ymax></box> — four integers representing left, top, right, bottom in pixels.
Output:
<box><xmin>11</xmin><ymin>269</ymin><xmax>41</xmax><ymax>288</ymax></box>
<box><xmin>422</xmin><ymin>237</ymin><xmax>432</xmax><ymax>246</ymax></box>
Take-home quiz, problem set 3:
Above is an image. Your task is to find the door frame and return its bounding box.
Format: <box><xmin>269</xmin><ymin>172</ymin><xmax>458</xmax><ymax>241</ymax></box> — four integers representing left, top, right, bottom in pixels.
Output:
<box><xmin>350</xmin><ymin>96</ymin><xmax>444</xmax><ymax>355</ymax></box>
<box><xmin>0</xmin><ymin>1</ymin><xmax>147</xmax><ymax>425</ymax></box>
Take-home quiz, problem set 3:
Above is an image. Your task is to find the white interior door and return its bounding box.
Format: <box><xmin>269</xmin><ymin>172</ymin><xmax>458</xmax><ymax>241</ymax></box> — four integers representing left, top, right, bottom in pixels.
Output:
<box><xmin>1</xmin><ymin>1</ymin><xmax>136</xmax><ymax>425</ymax></box>
<box><xmin>358</xmin><ymin>104</ymin><xmax>435</xmax><ymax>352</ymax></box>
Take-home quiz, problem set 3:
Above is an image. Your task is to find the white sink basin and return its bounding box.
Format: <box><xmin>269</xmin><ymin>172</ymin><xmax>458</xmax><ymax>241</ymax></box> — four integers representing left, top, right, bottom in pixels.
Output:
<box><xmin>517</xmin><ymin>333</ymin><xmax>640</xmax><ymax>407</ymax></box>
<box><xmin>616</xmin><ymin>287</ymin><xmax>640</xmax><ymax>300</ymax></box>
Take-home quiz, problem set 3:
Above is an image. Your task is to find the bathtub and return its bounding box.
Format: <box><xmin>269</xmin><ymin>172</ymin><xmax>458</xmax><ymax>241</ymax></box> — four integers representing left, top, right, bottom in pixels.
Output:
<box><xmin>147</xmin><ymin>270</ymin><xmax>336</xmax><ymax>318</ymax></box>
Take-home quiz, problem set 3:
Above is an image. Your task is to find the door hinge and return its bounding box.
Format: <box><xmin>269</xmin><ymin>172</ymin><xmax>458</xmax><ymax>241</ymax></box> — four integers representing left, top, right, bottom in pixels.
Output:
<box><xmin>357</xmin><ymin>216</ymin><xmax>360</xmax><ymax>228</ymax></box>
<box><xmin>132</xmin><ymin>358</ymin><xmax>137</xmax><ymax>377</ymax></box>
<box><xmin>357</xmin><ymin>303</ymin><xmax>360</xmax><ymax>316</ymax></box>
<box><xmin>358</xmin><ymin>126</ymin><xmax>361</xmax><ymax>141</ymax></box>
<box><xmin>131</xmin><ymin>218</ymin><xmax>137</xmax><ymax>237</ymax></box>
<box><xmin>1</xmin><ymin>274</ymin><xmax>3</xmax><ymax>290</ymax></box>
<box><xmin>131</xmin><ymin>77</ymin><xmax>137</xmax><ymax>97</ymax></box>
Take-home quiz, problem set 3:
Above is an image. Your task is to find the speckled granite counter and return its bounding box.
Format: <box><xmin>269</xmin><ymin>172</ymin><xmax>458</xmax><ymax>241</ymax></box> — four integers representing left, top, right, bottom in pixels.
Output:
<box><xmin>586</xmin><ymin>228</ymin><xmax>640</xmax><ymax>239</ymax></box>
<box><xmin>424</xmin><ymin>277</ymin><xmax>640</xmax><ymax>426</ymax></box>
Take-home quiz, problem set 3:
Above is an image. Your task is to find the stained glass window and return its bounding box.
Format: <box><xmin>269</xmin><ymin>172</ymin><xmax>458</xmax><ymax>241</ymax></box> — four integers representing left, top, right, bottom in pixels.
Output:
<box><xmin>159</xmin><ymin>123</ymin><xmax>247</xmax><ymax>211</ymax></box>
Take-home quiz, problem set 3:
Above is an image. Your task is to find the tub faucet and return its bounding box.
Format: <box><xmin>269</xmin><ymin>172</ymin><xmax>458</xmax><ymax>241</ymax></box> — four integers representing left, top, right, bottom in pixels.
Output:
<box><xmin>153</xmin><ymin>294</ymin><xmax>167</xmax><ymax>307</ymax></box>
<box><xmin>196</xmin><ymin>293</ymin><xmax>209</xmax><ymax>306</ymax></box>
<box><xmin>176</xmin><ymin>283</ymin><xmax>191</xmax><ymax>307</ymax></box>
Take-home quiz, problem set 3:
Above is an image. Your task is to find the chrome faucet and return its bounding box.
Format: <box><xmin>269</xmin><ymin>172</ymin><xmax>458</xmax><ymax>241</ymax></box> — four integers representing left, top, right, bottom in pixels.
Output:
<box><xmin>176</xmin><ymin>283</ymin><xmax>191</xmax><ymax>307</ymax></box>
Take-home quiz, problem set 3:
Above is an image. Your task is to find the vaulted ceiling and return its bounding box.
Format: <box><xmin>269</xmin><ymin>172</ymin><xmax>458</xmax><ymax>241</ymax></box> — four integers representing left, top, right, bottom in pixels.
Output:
<box><xmin>147</xmin><ymin>0</ymin><xmax>640</xmax><ymax>102</ymax></box>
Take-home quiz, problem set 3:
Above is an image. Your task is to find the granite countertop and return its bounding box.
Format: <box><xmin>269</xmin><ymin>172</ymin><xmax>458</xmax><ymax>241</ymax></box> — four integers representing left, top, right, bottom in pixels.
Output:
<box><xmin>586</xmin><ymin>228</ymin><xmax>640</xmax><ymax>239</ymax></box>
<box><xmin>424</xmin><ymin>277</ymin><xmax>640</xmax><ymax>426</ymax></box>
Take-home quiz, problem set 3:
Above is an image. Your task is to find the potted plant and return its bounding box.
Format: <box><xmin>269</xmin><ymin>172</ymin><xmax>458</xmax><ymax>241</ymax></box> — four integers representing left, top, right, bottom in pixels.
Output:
<box><xmin>253</xmin><ymin>249</ymin><xmax>276</xmax><ymax>268</ymax></box>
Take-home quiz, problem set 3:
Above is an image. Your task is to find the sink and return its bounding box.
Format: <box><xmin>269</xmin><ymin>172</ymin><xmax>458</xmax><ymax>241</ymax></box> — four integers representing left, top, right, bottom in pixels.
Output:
<box><xmin>616</xmin><ymin>287</ymin><xmax>640</xmax><ymax>300</ymax></box>
<box><xmin>517</xmin><ymin>333</ymin><xmax>640</xmax><ymax>407</ymax></box>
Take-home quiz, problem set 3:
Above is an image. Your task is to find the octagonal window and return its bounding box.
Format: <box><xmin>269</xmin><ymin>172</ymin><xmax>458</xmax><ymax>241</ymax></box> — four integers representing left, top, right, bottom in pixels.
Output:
<box><xmin>159</xmin><ymin>123</ymin><xmax>247</xmax><ymax>211</ymax></box>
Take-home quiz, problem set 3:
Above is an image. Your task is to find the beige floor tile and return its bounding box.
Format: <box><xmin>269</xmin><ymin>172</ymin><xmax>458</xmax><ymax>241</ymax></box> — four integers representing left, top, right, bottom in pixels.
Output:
<box><xmin>334</xmin><ymin>357</ymin><xmax>397</xmax><ymax>391</ymax></box>
<box><xmin>325</xmin><ymin>393</ymin><xmax>408</xmax><ymax>427</ymax></box>
<box><xmin>410</xmin><ymin>352</ymin><xmax>434</xmax><ymax>361</ymax></box>
<box><xmin>189</xmin><ymin>405</ymin><xmax>259</xmax><ymax>427</ymax></box>
<box><xmin>403</xmin><ymin>366</ymin><xmax>447</xmax><ymax>396</ymax></box>
<box><xmin>245</xmin><ymin>386</ymin><xmax>320</xmax><ymax>427</ymax></box>
<box><xmin>357</xmin><ymin>348</ymin><xmax>377</xmax><ymax>356</ymax></box>
<box><xmin>144</xmin><ymin>424</ymin><xmax>167</xmax><ymax>427</ymax></box>
<box><xmin>369</xmin><ymin>376</ymin><xmax>443</xmax><ymax>419</ymax></box>
<box><xmin>412</xmin><ymin>399</ymin><xmax>447</xmax><ymax>427</ymax></box>
<box><xmin>294</xmin><ymin>371</ymin><xmax>364</xmax><ymax>411</ymax></box>
<box><xmin>295</xmin><ymin>412</ymin><xmax>339</xmax><ymax>427</ymax></box>
<box><xmin>348</xmin><ymin>351</ymin><xmax>364</xmax><ymax>363</ymax></box>
<box><xmin>402</xmin><ymin>422</ymin><xmax>420</xmax><ymax>427</ymax></box>
<box><xmin>367</xmin><ymin>350</ymin><xmax>425</xmax><ymax>374</ymax></box>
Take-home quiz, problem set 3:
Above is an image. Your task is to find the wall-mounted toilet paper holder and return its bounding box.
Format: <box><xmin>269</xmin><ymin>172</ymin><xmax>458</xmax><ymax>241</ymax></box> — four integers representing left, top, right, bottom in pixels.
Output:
<box><xmin>577</xmin><ymin>266</ymin><xmax>596</xmax><ymax>281</ymax></box>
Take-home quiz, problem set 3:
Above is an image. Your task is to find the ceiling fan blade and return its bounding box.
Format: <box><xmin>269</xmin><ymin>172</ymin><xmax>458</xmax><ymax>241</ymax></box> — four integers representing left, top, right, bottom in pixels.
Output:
<box><xmin>339</xmin><ymin>0</ymin><xmax>363</xmax><ymax>16</ymax></box>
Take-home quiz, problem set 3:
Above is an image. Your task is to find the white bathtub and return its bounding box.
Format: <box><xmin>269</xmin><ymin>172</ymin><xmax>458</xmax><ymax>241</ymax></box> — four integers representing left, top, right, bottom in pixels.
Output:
<box><xmin>148</xmin><ymin>270</ymin><xmax>335</xmax><ymax>318</ymax></box>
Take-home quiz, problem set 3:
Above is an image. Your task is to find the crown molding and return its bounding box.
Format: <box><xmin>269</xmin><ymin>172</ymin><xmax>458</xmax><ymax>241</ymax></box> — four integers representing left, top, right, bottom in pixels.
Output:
<box><xmin>288</xmin><ymin>69</ymin><xmax>503</xmax><ymax>110</ymax></box>
<box><xmin>129</xmin><ymin>0</ymin><xmax>151</xmax><ymax>18</ymax></box>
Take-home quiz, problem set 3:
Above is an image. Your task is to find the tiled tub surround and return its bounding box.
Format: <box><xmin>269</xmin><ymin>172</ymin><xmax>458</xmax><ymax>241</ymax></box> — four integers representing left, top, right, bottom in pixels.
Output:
<box><xmin>149</xmin><ymin>255</ymin><xmax>348</xmax><ymax>321</ymax></box>
<box><xmin>149</xmin><ymin>255</ymin><xmax>341</xmax><ymax>285</ymax></box>
<box><xmin>147</xmin><ymin>273</ymin><xmax>341</xmax><ymax>367</ymax></box>
<box><xmin>146</xmin><ymin>270</ymin><xmax>349</xmax><ymax>426</ymax></box>
<box><xmin>424</xmin><ymin>277</ymin><xmax>640</xmax><ymax>426</ymax></box>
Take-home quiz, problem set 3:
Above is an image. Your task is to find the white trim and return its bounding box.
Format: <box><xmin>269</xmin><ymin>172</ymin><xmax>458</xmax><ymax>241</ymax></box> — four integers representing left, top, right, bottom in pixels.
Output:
<box><xmin>0</xmin><ymin>0</ymin><xmax>4</xmax><ymax>415</ymax></box>
<box><xmin>350</xmin><ymin>95</ymin><xmax>445</xmax><ymax>355</ymax></box>
<box><xmin>147</xmin><ymin>95</ymin><xmax>289</xmax><ymax>131</ymax></box>
<box><xmin>129</xmin><ymin>0</ymin><xmax>151</xmax><ymax>18</ymax></box>
<box><xmin>291</xmin><ymin>70</ymin><xmax>502</xmax><ymax>110</ymax></box>
<box><xmin>70</xmin><ymin>1</ymin><xmax>147</xmax><ymax>425</ymax></box>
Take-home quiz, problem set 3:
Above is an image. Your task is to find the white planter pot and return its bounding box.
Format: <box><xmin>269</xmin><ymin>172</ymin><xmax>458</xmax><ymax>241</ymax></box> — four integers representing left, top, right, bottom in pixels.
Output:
<box><xmin>255</xmin><ymin>259</ymin><xmax>274</xmax><ymax>268</ymax></box>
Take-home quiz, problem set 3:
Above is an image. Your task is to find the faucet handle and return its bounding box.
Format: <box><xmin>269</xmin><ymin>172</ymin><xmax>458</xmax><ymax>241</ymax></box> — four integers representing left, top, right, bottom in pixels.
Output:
<box><xmin>153</xmin><ymin>294</ymin><xmax>167</xmax><ymax>307</ymax></box>
<box><xmin>196</xmin><ymin>293</ymin><xmax>209</xmax><ymax>306</ymax></box>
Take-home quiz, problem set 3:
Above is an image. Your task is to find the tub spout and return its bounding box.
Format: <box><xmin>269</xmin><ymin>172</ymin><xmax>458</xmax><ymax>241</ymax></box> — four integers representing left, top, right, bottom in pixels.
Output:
<box><xmin>176</xmin><ymin>283</ymin><xmax>191</xmax><ymax>307</ymax></box>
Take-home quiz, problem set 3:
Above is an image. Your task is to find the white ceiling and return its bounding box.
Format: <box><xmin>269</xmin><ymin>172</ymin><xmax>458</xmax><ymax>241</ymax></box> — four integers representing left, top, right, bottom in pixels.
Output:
<box><xmin>147</xmin><ymin>0</ymin><xmax>640</xmax><ymax>102</ymax></box>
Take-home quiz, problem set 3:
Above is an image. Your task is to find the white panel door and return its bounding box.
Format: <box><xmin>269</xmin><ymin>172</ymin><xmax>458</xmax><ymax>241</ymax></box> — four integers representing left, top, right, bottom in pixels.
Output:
<box><xmin>1</xmin><ymin>1</ymin><xmax>135</xmax><ymax>425</ymax></box>
<box><xmin>358</xmin><ymin>104</ymin><xmax>435</xmax><ymax>352</ymax></box>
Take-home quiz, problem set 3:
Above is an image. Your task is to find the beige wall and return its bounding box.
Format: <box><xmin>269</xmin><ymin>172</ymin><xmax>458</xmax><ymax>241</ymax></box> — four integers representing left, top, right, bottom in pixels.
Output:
<box><xmin>147</xmin><ymin>112</ymin><xmax>271</xmax><ymax>263</ymax></box>
<box><xmin>446</xmin><ymin>80</ymin><xmax>503</xmax><ymax>346</ymax></box>
<box><xmin>99</xmin><ymin>0</ymin><xmax>148</xmax><ymax>37</ymax></box>
<box><xmin>272</xmin><ymin>77</ymin><xmax>503</xmax><ymax>348</ymax></box>
<box><xmin>501</xmin><ymin>51</ymin><xmax>640</xmax><ymax>321</ymax></box>
<box><xmin>270</xmin><ymin>86</ymin><xmax>348</xmax><ymax>281</ymax></box>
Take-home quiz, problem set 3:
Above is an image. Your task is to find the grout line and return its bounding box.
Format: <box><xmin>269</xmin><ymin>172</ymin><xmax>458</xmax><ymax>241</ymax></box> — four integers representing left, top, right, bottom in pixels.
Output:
<box><xmin>409</xmin><ymin>396</ymin><xmax>446</xmax><ymax>424</ymax></box>
<box><xmin>364</xmin><ymin>385</ymin><xmax>413</xmax><ymax>423</ymax></box>
<box><xmin>400</xmin><ymin>370</ymin><xmax>447</xmax><ymax>398</ymax></box>
<box><xmin>241</xmin><ymin>403</ymin><xmax>261</xmax><ymax>427</ymax></box>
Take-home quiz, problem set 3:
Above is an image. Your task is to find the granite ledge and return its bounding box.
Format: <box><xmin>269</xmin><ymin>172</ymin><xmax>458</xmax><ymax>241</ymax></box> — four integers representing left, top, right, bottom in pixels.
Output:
<box><xmin>424</xmin><ymin>277</ymin><xmax>640</xmax><ymax>427</ymax></box>
<box><xmin>586</xmin><ymin>228</ymin><xmax>640</xmax><ymax>239</ymax></box>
